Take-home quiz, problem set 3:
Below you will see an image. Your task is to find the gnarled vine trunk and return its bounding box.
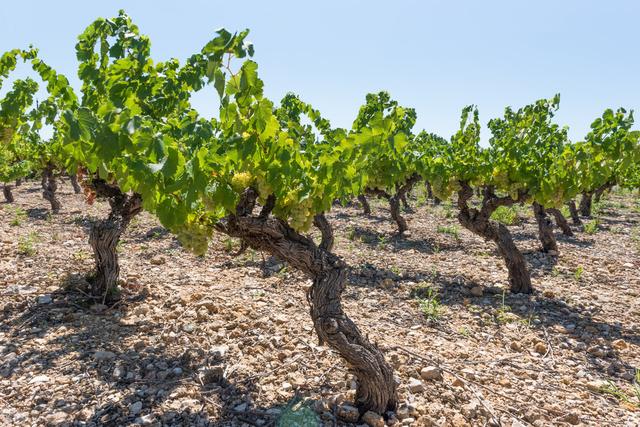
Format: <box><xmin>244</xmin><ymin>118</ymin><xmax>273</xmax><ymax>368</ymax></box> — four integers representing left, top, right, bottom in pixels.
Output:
<box><xmin>15</xmin><ymin>178</ymin><xmax>22</xmax><ymax>187</ymax></box>
<box><xmin>70</xmin><ymin>174</ymin><xmax>82</xmax><ymax>194</ymax></box>
<box><xmin>425</xmin><ymin>181</ymin><xmax>441</xmax><ymax>205</ymax></box>
<box><xmin>579</xmin><ymin>191</ymin><xmax>593</xmax><ymax>217</ymax></box>
<box><xmin>546</xmin><ymin>208</ymin><xmax>573</xmax><ymax>236</ymax></box>
<box><xmin>594</xmin><ymin>182</ymin><xmax>615</xmax><ymax>204</ymax></box>
<box><xmin>216</xmin><ymin>189</ymin><xmax>397</xmax><ymax>415</ymax></box>
<box><xmin>567</xmin><ymin>200</ymin><xmax>582</xmax><ymax>226</ymax></box>
<box><xmin>313</xmin><ymin>213</ymin><xmax>334</xmax><ymax>252</ymax></box>
<box><xmin>368</xmin><ymin>174</ymin><xmax>420</xmax><ymax>234</ymax></box>
<box><xmin>3</xmin><ymin>184</ymin><xmax>14</xmax><ymax>203</ymax></box>
<box><xmin>457</xmin><ymin>182</ymin><xmax>531</xmax><ymax>294</ymax></box>
<box><xmin>42</xmin><ymin>164</ymin><xmax>61</xmax><ymax>213</ymax></box>
<box><xmin>357</xmin><ymin>194</ymin><xmax>371</xmax><ymax>215</ymax></box>
<box><xmin>532</xmin><ymin>202</ymin><xmax>558</xmax><ymax>252</ymax></box>
<box><xmin>388</xmin><ymin>195</ymin><xmax>407</xmax><ymax>234</ymax></box>
<box><xmin>88</xmin><ymin>179</ymin><xmax>142</xmax><ymax>302</ymax></box>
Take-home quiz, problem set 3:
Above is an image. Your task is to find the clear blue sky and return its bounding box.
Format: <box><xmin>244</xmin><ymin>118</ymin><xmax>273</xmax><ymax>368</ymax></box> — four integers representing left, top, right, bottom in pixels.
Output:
<box><xmin>1</xmin><ymin>0</ymin><xmax>638</xmax><ymax>142</ymax></box>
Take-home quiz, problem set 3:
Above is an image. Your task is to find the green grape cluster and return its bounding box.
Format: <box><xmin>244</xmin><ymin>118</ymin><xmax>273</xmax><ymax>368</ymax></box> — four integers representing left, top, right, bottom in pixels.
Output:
<box><xmin>175</xmin><ymin>223</ymin><xmax>212</xmax><ymax>256</ymax></box>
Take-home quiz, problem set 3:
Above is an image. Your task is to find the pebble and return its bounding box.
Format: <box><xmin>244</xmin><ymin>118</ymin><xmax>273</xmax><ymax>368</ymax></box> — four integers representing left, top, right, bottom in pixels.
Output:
<box><xmin>28</xmin><ymin>375</ymin><xmax>49</xmax><ymax>384</ymax></box>
<box><xmin>612</xmin><ymin>339</ymin><xmax>627</xmax><ymax>350</ymax></box>
<box><xmin>94</xmin><ymin>351</ymin><xmax>116</xmax><ymax>361</ymax></box>
<box><xmin>362</xmin><ymin>411</ymin><xmax>385</xmax><ymax>427</ymax></box>
<box><xmin>37</xmin><ymin>295</ymin><xmax>52</xmax><ymax>304</ymax></box>
<box><xmin>407</xmin><ymin>378</ymin><xmax>425</xmax><ymax>393</ymax></box>
<box><xmin>129</xmin><ymin>401</ymin><xmax>143</xmax><ymax>415</ymax></box>
<box><xmin>420</xmin><ymin>366</ymin><xmax>442</xmax><ymax>381</ymax></box>
<box><xmin>337</xmin><ymin>404</ymin><xmax>360</xmax><ymax>422</ymax></box>
<box><xmin>470</xmin><ymin>286</ymin><xmax>483</xmax><ymax>297</ymax></box>
<box><xmin>534</xmin><ymin>342</ymin><xmax>547</xmax><ymax>355</ymax></box>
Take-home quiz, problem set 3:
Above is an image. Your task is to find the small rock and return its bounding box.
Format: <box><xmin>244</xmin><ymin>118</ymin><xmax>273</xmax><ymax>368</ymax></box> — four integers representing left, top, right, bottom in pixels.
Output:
<box><xmin>150</xmin><ymin>256</ymin><xmax>166</xmax><ymax>265</ymax></box>
<box><xmin>542</xmin><ymin>290</ymin><xmax>556</xmax><ymax>299</ymax></box>
<box><xmin>45</xmin><ymin>411</ymin><xmax>69</xmax><ymax>424</ymax></box>
<box><xmin>534</xmin><ymin>342</ymin><xmax>547</xmax><ymax>355</ymax></box>
<box><xmin>407</xmin><ymin>378</ymin><xmax>425</xmax><ymax>393</ymax></box>
<box><xmin>210</xmin><ymin>345</ymin><xmax>228</xmax><ymax>359</ymax></box>
<box><xmin>112</xmin><ymin>366</ymin><xmax>125</xmax><ymax>379</ymax></box>
<box><xmin>451</xmin><ymin>412</ymin><xmax>469</xmax><ymax>427</ymax></box>
<box><xmin>420</xmin><ymin>366</ymin><xmax>442</xmax><ymax>381</ymax></box>
<box><xmin>586</xmin><ymin>380</ymin><xmax>607</xmax><ymax>392</ymax></box>
<box><xmin>470</xmin><ymin>286</ymin><xmax>483</xmax><ymax>297</ymax></box>
<box><xmin>560</xmin><ymin>412</ymin><xmax>580</xmax><ymax>425</ymax></box>
<box><xmin>234</xmin><ymin>403</ymin><xmax>248</xmax><ymax>412</ymax></box>
<box><xmin>90</xmin><ymin>303</ymin><xmax>108</xmax><ymax>313</ymax></box>
<box><xmin>138</xmin><ymin>414</ymin><xmax>155</xmax><ymax>425</ymax></box>
<box><xmin>37</xmin><ymin>295</ymin><xmax>52</xmax><ymax>304</ymax></box>
<box><xmin>612</xmin><ymin>339</ymin><xmax>627</xmax><ymax>350</ymax></box>
<box><xmin>510</xmin><ymin>341</ymin><xmax>523</xmax><ymax>352</ymax></box>
<box><xmin>281</xmin><ymin>381</ymin><xmax>292</xmax><ymax>391</ymax></box>
<box><xmin>182</xmin><ymin>323</ymin><xmax>195</xmax><ymax>333</ymax></box>
<box><xmin>337</xmin><ymin>404</ymin><xmax>360</xmax><ymax>422</ymax></box>
<box><xmin>362</xmin><ymin>411</ymin><xmax>384</xmax><ymax>427</ymax></box>
<box><xmin>28</xmin><ymin>374</ymin><xmax>49</xmax><ymax>384</ymax></box>
<box><xmin>94</xmin><ymin>351</ymin><xmax>116</xmax><ymax>361</ymax></box>
<box><xmin>129</xmin><ymin>401</ymin><xmax>143</xmax><ymax>415</ymax></box>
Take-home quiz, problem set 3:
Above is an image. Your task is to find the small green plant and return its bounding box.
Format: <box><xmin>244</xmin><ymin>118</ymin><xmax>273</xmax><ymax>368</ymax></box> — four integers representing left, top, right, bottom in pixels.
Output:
<box><xmin>495</xmin><ymin>290</ymin><xmax>514</xmax><ymax>324</ymax></box>
<box><xmin>17</xmin><ymin>232</ymin><xmax>39</xmax><ymax>256</ymax></box>
<box><xmin>598</xmin><ymin>370</ymin><xmax>640</xmax><ymax>408</ymax></box>
<box><xmin>491</xmin><ymin>205</ymin><xmax>519</xmax><ymax>225</ymax></box>
<box><xmin>347</xmin><ymin>226</ymin><xmax>356</xmax><ymax>241</ymax></box>
<box><xmin>441</xmin><ymin>202</ymin><xmax>455</xmax><ymax>219</ymax></box>
<box><xmin>414</xmin><ymin>286</ymin><xmax>443</xmax><ymax>322</ymax></box>
<box><xmin>10</xmin><ymin>207</ymin><xmax>27</xmax><ymax>226</ymax></box>
<box><xmin>584</xmin><ymin>219</ymin><xmax>599</xmax><ymax>234</ymax></box>
<box><xmin>574</xmin><ymin>266</ymin><xmax>584</xmax><ymax>281</ymax></box>
<box><xmin>72</xmin><ymin>250</ymin><xmax>91</xmax><ymax>261</ymax></box>
<box><xmin>223</xmin><ymin>237</ymin><xmax>235</xmax><ymax>252</ymax></box>
<box><xmin>390</xmin><ymin>265</ymin><xmax>401</xmax><ymax>275</ymax></box>
<box><xmin>458</xmin><ymin>326</ymin><xmax>471</xmax><ymax>337</ymax></box>
<box><xmin>437</xmin><ymin>225</ymin><xmax>459</xmax><ymax>240</ymax></box>
<box><xmin>377</xmin><ymin>234</ymin><xmax>388</xmax><ymax>248</ymax></box>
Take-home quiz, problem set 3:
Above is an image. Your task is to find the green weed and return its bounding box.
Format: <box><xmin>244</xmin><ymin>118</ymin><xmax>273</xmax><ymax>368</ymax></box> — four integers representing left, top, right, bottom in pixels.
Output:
<box><xmin>584</xmin><ymin>219</ymin><xmax>599</xmax><ymax>234</ymax></box>
<box><xmin>17</xmin><ymin>232</ymin><xmax>39</xmax><ymax>256</ymax></box>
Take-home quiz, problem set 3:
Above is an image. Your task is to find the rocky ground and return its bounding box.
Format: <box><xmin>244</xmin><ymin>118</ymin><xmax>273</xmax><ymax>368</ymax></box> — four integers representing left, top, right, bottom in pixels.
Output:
<box><xmin>1</xmin><ymin>180</ymin><xmax>639</xmax><ymax>427</ymax></box>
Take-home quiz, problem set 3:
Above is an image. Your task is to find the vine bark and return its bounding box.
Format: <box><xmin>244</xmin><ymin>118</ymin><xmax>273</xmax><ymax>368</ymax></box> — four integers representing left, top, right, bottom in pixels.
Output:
<box><xmin>215</xmin><ymin>188</ymin><xmax>397</xmax><ymax>415</ymax></box>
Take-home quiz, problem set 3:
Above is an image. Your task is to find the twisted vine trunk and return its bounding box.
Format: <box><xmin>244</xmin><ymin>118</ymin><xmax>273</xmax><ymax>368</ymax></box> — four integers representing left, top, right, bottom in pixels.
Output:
<box><xmin>388</xmin><ymin>195</ymin><xmax>407</xmax><ymax>234</ymax></box>
<box><xmin>88</xmin><ymin>179</ymin><xmax>142</xmax><ymax>301</ymax></box>
<box><xmin>15</xmin><ymin>178</ymin><xmax>22</xmax><ymax>186</ymax></box>
<box><xmin>400</xmin><ymin>193</ymin><xmax>410</xmax><ymax>211</ymax></box>
<box><xmin>3</xmin><ymin>184</ymin><xmax>14</xmax><ymax>203</ymax></box>
<box><xmin>579</xmin><ymin>191</ymin><xmax>593</xmax><ymax>217</ymax></box>
<box><xmin>546</xmin><ymin>208</ymin><xmax>573</xmax><ymax>236</ymax></box>
<box><xmin>313</xmin><ymin>213</ymin><xmax>334</xmax><ymax>252</ymax></box>
<box><xmin>532</xmin><ymin>202</ymin><xmax>558</xmax><ymax>252</ymax></box>
<box><xmin>425</xmin><ymin>181</ymin><xmax>441</xmax><ymax>205</ymax></box>
<box><xmin>357</xmin><ymin>194</ymin><xmax>371</xmax><ymax>215</ymax></box>
<box><xmin>70</xmin><ymin>174</ymin><xmax>82</xmax><ymax>194</ymax></box>
<box><xmin>216</xmin><ymin>189</ymin><xmax>397</xmax><ymax>415</ymax></box>
<box><xmin>567</xmin><ymin>200</ymin><xmax>582</xmax><ymax>226</ymax></box>
<box><xmin>42</xmin><ymin>164</ymin><xmax>61</xmax><ymax>213</ymax></box>
<box><xmin>457</xmin><ymin>182</ymin><xmax>531</xmax><ymax>293</ymax></box>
